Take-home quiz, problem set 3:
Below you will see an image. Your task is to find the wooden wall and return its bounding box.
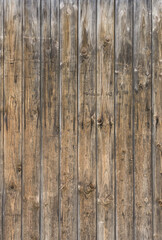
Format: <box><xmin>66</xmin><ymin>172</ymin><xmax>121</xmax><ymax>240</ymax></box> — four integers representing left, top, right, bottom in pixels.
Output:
<box><xmin>0</xmin><ymin>0</ymin><xmax>162</xmax><ymax>239</ymax></box>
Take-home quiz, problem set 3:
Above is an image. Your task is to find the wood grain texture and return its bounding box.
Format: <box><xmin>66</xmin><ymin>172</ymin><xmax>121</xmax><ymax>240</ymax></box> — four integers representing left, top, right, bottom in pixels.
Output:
<box><xmin>78</xmin><ymin>0</ymin><xmax>97</xmax><ymax>239</ymax></box>
<box><xmin>115</xmin><ymin>0</ymin><xmax>133</xmax><ymax>239</ymax></box>
<box><xmin>0</xmin><ymin>0</ymin><xmax>3</xmax><ymax>239</ymax></box>
<box><xmin>23</xmin><ymin>0</ymin><xmax>41</xmax><ymax>239</ymax></box>
<box><xmin>3</xmin><ymin>0</ymin><xmax>22</xmax><ymax>239</ymax></box>
<box><xmin>60</xmin><ymin>1</ymin><xmax>78</xmax><ymax>239</ymax></box>
<box><xmin>152</xmin><ymin>1</ymin><xmax>162</xmax><ymax>239</ymax></box>
<box><xmin>97</xmin><ymin>0</ymin><xmax>115</xmax><ymax>239</ymax></box>
<box><xmin>133</xmin><ymin>1</ymin><xmax>152</xmax><ymax>239</ymax></box>
<box><xmin>41</xmin><ymin>0</ymin><xmax>59</xmax><ymax>239</ymax></box>
<box><xmin>0</xmin><ymin>2</ymin><xmax>161</xmax><ymax>239</ymax></box>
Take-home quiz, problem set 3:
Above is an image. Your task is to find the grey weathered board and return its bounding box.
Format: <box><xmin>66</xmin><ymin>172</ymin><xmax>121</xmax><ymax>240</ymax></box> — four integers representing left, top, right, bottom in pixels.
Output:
<box><xmin>0</xmin><ymin>0</ymin><xmax>161</xmax><ymax>239</ymax></box>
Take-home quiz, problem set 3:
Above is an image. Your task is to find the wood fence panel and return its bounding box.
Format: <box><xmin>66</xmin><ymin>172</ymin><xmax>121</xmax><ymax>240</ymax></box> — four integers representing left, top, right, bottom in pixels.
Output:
<box><xmin>41</xmin><ymin>0</ymin><xmax>60</xmax><ymax>239</ymax></box>
<box><xmin>97</xmin><ymin>0</ymin><xmax>115</xmax><ymax>239</ymax></box>
<box><xmin>0</xmin><ymin>1</ymin><xmax>161</xmax><ymax>239</ymax></box>
<box><xmin>133</xmin><ymin>0</ymin><xmax>152</xmax><ymax>239</ymax></box>
<box><xmin>152</xmin><ymin>1</ymin><xmax>162</xmax><ymax>239</ymax></box>
<box><xmin>60</xmin><ymin>1</ymin><xmax>78</xmax><ymax>239</ymax></box>
<box><xmin>3</xmin><ymin>0</ymin><xmax>22</xmax><ymax>239</ymax></box>
<box><xmin>115</xmin><ymin>0</ymin><xmax>133</xmax><ymax>239</ymax></box>
<box><xmin>23</xmin><ymin>0</ymin><xmax>41</xmax><ymax>239</ymax></box>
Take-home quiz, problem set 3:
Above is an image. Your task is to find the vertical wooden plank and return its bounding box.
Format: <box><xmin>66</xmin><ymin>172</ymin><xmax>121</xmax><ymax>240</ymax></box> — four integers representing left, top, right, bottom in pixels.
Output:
<box><xmin>133</xmin><ymin>1</ymin><xmax>152</xmax><ymax>239</ymax></box>
<box><xmin>60</xmin><ymin>1</ymin><xmax>78</xmax><ymax>239</ymax></box>
<box><xmin>152</xmin><ymin>1</ymin><xmax>162</xmax><ymax>239</ymax></box>
<box><xmin>41</xmin><ymin>0</ymin><xmax>60</xmax><ymax>239</ymax></box>
<box><xmin>115</xmin><ymin>0</ymin><xmax>133</xmax><ymax>239</ymax></box>
<box><xmin>3</xmin><ymin>0</ymin><xmax>22</xmax><ymax>239</ymax></box>
<box><xmin>78</xmin><ymin>0</ymin><xmax>97</xmax><ymax>239</ymax></box>
<box><xmin>97</xmin><ymin>0</ymin><xmax>115</xmax><ymax>239</ymax></box>
<box><xmin>23</xmin><ymin>0</ymin><xmax>41</xmax><ymax>239</ymax></box>
<box><xmin>0</xmin><ymin>0</ymin><xmax>3</xmax><ymax>239</ymax></box>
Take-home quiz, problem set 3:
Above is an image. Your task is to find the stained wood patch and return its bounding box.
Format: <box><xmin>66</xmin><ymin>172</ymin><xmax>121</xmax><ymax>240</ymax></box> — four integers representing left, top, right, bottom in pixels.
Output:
<box><xmin>0</xmin><ymin>1</ymin><xmax>161</xmax><ymax>239</ymax></box>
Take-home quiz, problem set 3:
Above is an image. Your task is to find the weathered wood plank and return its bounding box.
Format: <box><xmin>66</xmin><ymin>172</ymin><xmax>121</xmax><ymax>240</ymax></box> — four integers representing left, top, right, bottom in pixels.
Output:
<box><xmin>60</xmin><ymin>1</ymin><xmax>78</xmax><ymax>239</ymax></box>
<box><xmin>41</xmin><ymin>0</ymin><xmax>60</xmax><ymax>239</ymax></box>
<box><xmin>133</xmin><ymin>1</ymin><xmax>152</xmax><ymax>239</ymax></box>
<box><xmin>152</xmin><ymin>1</ymin><xmax>162</xmax><ymax>239</ymax></box>
<box><xmin>0</xmin><ymin>0</ymin><xmax>3</xmax><ymax>239</ymax></box>
<box><xmin>115</xmin><ymin>0</ymin><xmax>133</xmax><ymax>239</ymax></box>
<box><xmin>23</xmin><ymin>0</ymin><xmax>41</xmax><ymax>239</ymax></box>
<box><xmin>3</xmin><ymin>0</ymin><xmax>22</xmax><ymax>238</ymax></box>
<box><xmin>97</xmin><ymin>0</ymin><xmax>115</xmax><ymax>239</ymax></box>
<box><xmin>78</xmin><ymin>0</ymin><xmax>97</xmax><ymax>239</ymax></box>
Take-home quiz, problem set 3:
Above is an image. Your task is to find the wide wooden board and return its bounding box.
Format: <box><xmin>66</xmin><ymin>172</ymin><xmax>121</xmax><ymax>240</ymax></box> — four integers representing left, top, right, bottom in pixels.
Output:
<box><xmin>78</xmin><ymin>0</ymin><xmax>97</xmax><ymax>239</ymax></box>
<box><xmin>152</xmin><ymin>0</ymin><xmax>162</xmax><ymax>239</ymax></box>
<box><xmin>3</xmin><ymin>0</ymin><xmax>22</xmax><ymax>238</ymax></box>
<box><xmin>41</xmin><ymin>0</ymin><xmax>60</xmax><ymax>239</ymax></box>
<box><xmin>23</xmin><ymin>0</ymin><xmax>41</xmax><ymax>239</ymax></box>
<box><xmin>97</xmin><ymin>0</ymin><xmax>115</xmax><ymax>239</ymax></box>
<box><xmin>133</xmin><ymin>0</ymin><xmax>152</xmax><ymax>239</ymax></box>
<box><xmin>60</xmin><ymin>1</ymin><xmax>78</xmax><ymax>239</ymax></box>
<box><xmin>115</xmin><ymin>0</ymin><xmax>133</xmax><ymax>239</ymax></box>
<box><xmin>0</xmin><ymin>0</ymin><xmax>3</xmax><ymax>239</ymax></box>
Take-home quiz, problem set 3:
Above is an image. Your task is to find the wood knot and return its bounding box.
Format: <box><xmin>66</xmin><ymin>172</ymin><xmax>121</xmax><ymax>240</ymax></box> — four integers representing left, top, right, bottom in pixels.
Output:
<box><xmin>97</xmin><ymin>118</ymin><xmax>103</xmax><ymax>128</ymax></box>
<box><xmin>10</xmin><ymin>185</ymin><xmax>14</xmax><ymax>190</ymax></box>
<box><xmin>145</xmin><ymin>105</ymin><xmax>151</xmax><ymax>112</ymax></box>
<box><xmin>80</xmin><ymin>47</ymin><xmax>89</xmax><ymax>62</ymax></box>
<box><xmin>17</xmin><ymin>164</ymin><xmax>22</xmax><ymax>173</ymax></box>
<box><xmin>138</xmin><ymin>83</ymin><xmax>143</xmax><ymax>90</ymax></box>
<box><xmin>103</xmin><ymin>37</ymin><xmax>110</xmax><ymax>48</ymax></box>
<box><xmin>159</xmin><ymin>199</ymin><xmax>162</xmax><ymax>207</ymax></box>
<box><xmin>109</xmin><ymin>118</ymin><xmax>113</xmax><ymax>128</ymax></box>
<box><xmin>85</xmin><ymin>183</ymin><xmax>95</xmax><ymax>194</ymax></box>
<box><xmin>30</xmin><ymin>107</ymin><xmax>39</xmax><ymax>121</ymax></box>
<box><xmin>144</xmin><ymin>197</ymin><xmax>149</xmax><ymax>204</ymax></box>
<box><xmin>145</xmin><ymin>71</ymin><xmax>150</xmax><ymax>77</ymax></box>
<box><xmin>66</xmin><ymin>6</ymin><xmax>72</xmax><ymax>15</ymax></box>
<box><xmin>78</xmin><ymin>182</ymin><xmax>96</xmax><ymax>199</ymax></box>
<box><xmin>91</xmin><ymin>116</ymin><xmax>94</xmax><ymax>127</ymax></box>
<box><xmin>9</xmin><ymin>95</ymin><xmax>17</xmax><ymax>110</ymax></box>
<box><xmin>156</xmin><ymin>116</ymin><xmax>159</xmax><ymax>128</ymax></box>
<box><xmin>97</xmin><ymin>194</ymin><xmax>113</xmax><ymax>208</ymax></box>
<box><xmin>136</xmin><ymin>202</ymin><xmax>142</xmax><ymax>208</ymax></box>
<box><xmin>9</xmin><ymin>182</ymin><xmax>16</xmax><ymax>191</ymax></box>
<box><xmin>156</xmin><ymin>143</ymin><xmax>161</xmax><ymax>150</ymax></box>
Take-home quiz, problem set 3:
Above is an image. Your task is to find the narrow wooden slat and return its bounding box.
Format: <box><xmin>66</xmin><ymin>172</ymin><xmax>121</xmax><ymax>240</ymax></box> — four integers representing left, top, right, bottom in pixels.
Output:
<box><xmin>41</xmin><ymin>0</ymin><xmax>59</xmax><ymax>239</ymax></box>
<box><xmin>3</xmin><ymin>0</ymin><xmax>22</xmax><ymax>238</ymax></box>
<box><xmin>115</xmin><ymin>0</ymin><xmax>133</xmax><ymax>239</ymax></box>
<box><xmin>133</xmin><ymin>1</ymin><xmax>152</xmax><ymax>239</ymax></box>
<box><xmin>97</xmin><ymin>0</ymin><xmax>115</xmax><ymax>239</ymax></box>
<box><xmin>0</xmin><ymin>0</ymin><xmax>3</xmax><ymax>239</ymax></box>
<box><xmin>78</xmin><ymin>0</ymin><xmax>97</xmax><ymax>239</ymax></box>
<box><xmin>152</xmin><ymin>1</ymin><xmax>162</xmax><ymax>239</ymax></box>
<box><xmin>23</xmin><ymin>0</ymin><xmax>41</xmax><ymax>239</ymax></box>
<box><xmin>60</xmin><ymin>1</ymin><xmax>78</xmax><ymax>239</ymax></box>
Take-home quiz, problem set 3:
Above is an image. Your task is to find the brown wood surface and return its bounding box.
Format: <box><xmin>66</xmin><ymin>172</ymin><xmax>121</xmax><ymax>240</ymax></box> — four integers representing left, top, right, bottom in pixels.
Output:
<box><xmin>97</xmin><ymin>0</ymin><xmax>115</xmax><ymax>239</ymax></box>
<box><xmin>23</xmin><ymin>0</ymin><xmax>41</xmax><ymax>239</ymax></box>
<box><xmin>60</xmin><ymin>1</ymin><xmax>78</xmax><ymax>239</ymax></box>
<box><xmin>41</xmin><ymin>0</ymin><xmax>60</xmax><ymax>239</ymax></box>
<box><xmin>134</xmin><ymin>0</ymin><xmax>152</xmax><ymax>239</ymax></box>
<box><xmin>152</xmin><ymin>0</ymin><xmax>162</xmax><ymax>239</ymax></box>
<box><xmin>0</xmin><ymin>1</ymin><xmax>161</xmax><ymax>239</ymax></box>
<box><xmin>115</xmin><ymin>0</ymin><xmax>133</xmax><ymax>239</ymax></box>
<box><xmin>78</xmin><ymin>0</ymin><xmax>97</xmax><ymax>239</ymax></box>
<box><xmin>0</xmin><ymin>0</ymin><xmax>3</xmax><ymax>239</ymax></box>
<box><xmin>3</xmin><ymin>0</ymin><xmax>22</xmax><ymax>239</ymax></box>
